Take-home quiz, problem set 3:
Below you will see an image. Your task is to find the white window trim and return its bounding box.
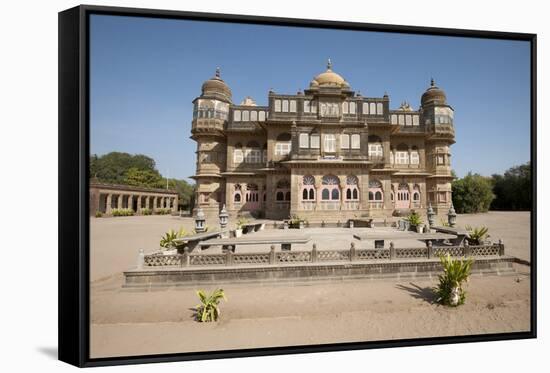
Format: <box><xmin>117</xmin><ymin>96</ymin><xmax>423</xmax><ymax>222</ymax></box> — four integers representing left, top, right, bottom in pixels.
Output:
<box><xmin>299</xmin><ymin>133</ymin><xmax>309</xmax><ymax>148</ymax></box>
<box><xmin>351</xmin><ymin>134</ymin><xmax>360</xmax><ymax>149</ymax></box>
<box><xmin>341</xmin><ymin>134</ymin><xmax>350</xmax><ymax>149</ymax></box>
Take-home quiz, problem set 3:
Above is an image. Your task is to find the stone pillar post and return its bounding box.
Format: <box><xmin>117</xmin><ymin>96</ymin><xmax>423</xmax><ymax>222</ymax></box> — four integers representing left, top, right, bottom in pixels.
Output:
<box><xmin>145</xmin><ymin>196</ymin><xmax>150</xmax><ymax>210</ymax></box>
<box><xmin>136</xmin><ymin>195</ymin><xmax>141</xmax><ymax>213</ymax></box>
<box><xmin>153</xmin><ymin>196</ymin><xmax>158</xmax><ymax>212</ymax></box>
<box><xmin>106</xmin><ymin>194</ymin><xmax>112</xmax><ymax>214</ymax></box>
<box><xmin>128</xmin><ymin>195</ymin><xmax>133</xmax><ymax>212</ymax></box>
<box><xmin>117</xmin><ymin>194</ymin><xmax>123</xmax><ymax>209</ymax></box>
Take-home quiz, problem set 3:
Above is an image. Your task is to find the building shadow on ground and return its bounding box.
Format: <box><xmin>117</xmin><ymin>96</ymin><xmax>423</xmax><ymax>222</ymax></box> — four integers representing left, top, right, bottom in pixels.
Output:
<box><xmin>395</xmin><ymin>283</ymin><xmax>436</xmax><ymax>303</ymax></box>
<box><xmin>37</xmin><ymin>346</ymin><xmax>58</xmax><ymax>360</ymax></box>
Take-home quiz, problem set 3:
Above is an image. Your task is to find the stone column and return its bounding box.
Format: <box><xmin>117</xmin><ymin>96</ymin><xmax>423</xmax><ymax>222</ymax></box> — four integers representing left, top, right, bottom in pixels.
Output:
<box><xmin>153</xmin><ymin>196</ymin><xmax>158</xmax><ymax>212</ymax></box>
<box><xmin>145</xmin><ymin>195</ymin><xmax>150</xmax><ymax>210</ymax></box>
<box><xmin>360</xmin><ymin>173</ymin><xmax>369</xmax><ymax>211</ymax></box>
<box><xmin>174</xmin><ymin>195</ymin><xmax>179</xmax><ymax>212</ymax></box>
<box><xmin>106</xmin><ymin>193</ymin><xmax>112</xmax><ymax>214</ymax></box>
<box><xmin>117</xmin><ymin>194</ymin><xmax>123</xmax><ymax>209</ymax></box>
<box><xmin>128</xmin><ymin>195</ymin><xmax>133</xmax><ymax>212</ymax></box>
<box><xmin>136</xmin><ymin>195</ymin><xmax>141</xmax><ymax>213</ymax></box>
<box><xmin>383</xmin><ymin>178</ymin><xmax>392</xmax><ymax>212</ymax></box>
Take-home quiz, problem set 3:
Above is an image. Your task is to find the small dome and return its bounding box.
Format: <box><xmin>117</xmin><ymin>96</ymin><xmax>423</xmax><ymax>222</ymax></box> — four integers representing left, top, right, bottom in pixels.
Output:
<box><xmin>397</xmin><ymin>101</ymin><xmax>415</xmax><ymax>112</ymax></box>
<box><xmin>310</xmin><ymin>59</ymin><xmax>349</xmax><ymax>89</ymax></box>
<box><xmin>201</xmin><ymin>67</ymin><xmax>232</xmax><ymax>102</ymax></box>
<box><xmin>421</xmin><ymin>78</ymin><xmax>447</xmax><ymax>106</ymax></box>
<box><xmin>240</xmin><ymin>96</ymin><xmax>257</xmax><ymax>106</ymax></box>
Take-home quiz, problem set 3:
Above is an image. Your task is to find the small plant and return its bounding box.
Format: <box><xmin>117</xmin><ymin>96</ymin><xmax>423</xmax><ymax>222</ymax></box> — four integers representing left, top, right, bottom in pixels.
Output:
<box><xmin>434</xmin><ymin>254</ymin><xmax>473</xmax><ymax>307</ymax></box>
<box><xmin>236</xmin><ymin>217</ymin><xmax>249</xmax><ymax>229</ymax></box>
<box><xmin>288</xmin><ymin>215</ymin><xmax>307</xmax><ymax>228</ymax></box>
<box><xmin>160</xmin><ymin>227</ymin><xmax>187</xmax><ymax>249</ymax></box>
<box><xmin>406</xmin><ymin>211</ymin><xmax>423</xmax><ymax>227</ymax></box>
<box><xmin>111</xmin><ymin>208</ymin><xmax>135</xmax><ymax>217</ymax></box>
<box><xmin>439</xmin><ymin>218</ymin><xmax>450</xmax><ymax>227</ymax></box>
<box><xmin>154</xmin><ymin>208</ymin><xmax>171</xmax><ymax>215</ymax></box>
<box><xmin>465</xmin><ymin>225</ymin><xmax>489</xmax><ymax>245</ymax></box>
<box><xmin>95</xmin><ymin>211</ymin><xmax>103</xmax><ymax>218</ymax></box>
<box><xmin>195</xmin><ymin>288</ymin><xmax>227</xmax><ymax>322</ymax></box>
<box><xmin>141</xmin><ymin>208</ymin><xmax>152</xmax><ymax>215</ymax></box>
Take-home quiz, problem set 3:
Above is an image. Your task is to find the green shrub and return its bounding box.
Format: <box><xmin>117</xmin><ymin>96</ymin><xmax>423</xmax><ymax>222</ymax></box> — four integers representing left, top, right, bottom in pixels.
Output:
<box><xmin>111</xmin><ymin>208</ymin><xmax>135</xmax><ymax>217</ymax></box>
<box><xmin>434</xmin><ymin>254</ymin><xmax>473</xmax><ymax>307</ymax></box>
<box><xmin>406</xmin><ymin>211</ymin><xmax>423</xmax><ymax>226</ymax></box>
<box><xmin>155</xmin><ymin>208</ymin><xmax>171</xmax><ymax>215</ymax></box>
<box><xmin>288</xmin><ymin>215</ymin><xmax>307</xmax><ymax>228</ymax></box>
<box><xmin>95</xmin><ymin>211</ymin><xmax>103</xmax><ymax>218</ymax></box>
<box><xmin>160</xmin><ymin>227</ymin><xmax>187</xmax><ymax>249</ymax></box>
<box><xmin>195</xmin><ymin>289</ymin><xmax>226</xmax><ymax>322</ymax></box>
<box><xmin>236</xmin><ymin>217</ymin><xmax>249</xmax><ymax>229</ymax></box>
<box><xmin>140</xmin><ymin>208</ymin><xmax>152</xmax><ymax>215</ymax></box>
<box><xmin>465</xmin><ymin>225</ymin><xmax>489</xmax><ymax>245</ymax></box>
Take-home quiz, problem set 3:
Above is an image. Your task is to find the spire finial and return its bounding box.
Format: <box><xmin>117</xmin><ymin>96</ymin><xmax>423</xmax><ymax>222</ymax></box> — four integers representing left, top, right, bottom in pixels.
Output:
<box><xmin>327</xmin><ymin>58</ymin><xmax>332</xmax><ymax>70</ymax></box>
<box><xmin>215</xmin><ymin>66</ymin><xmax>221</xmax><ymax>78</ymax></box>
<box><xmin>430</xmin><ymin>77</ymin><xmax>435</xmax><ymax>87</ymax></box>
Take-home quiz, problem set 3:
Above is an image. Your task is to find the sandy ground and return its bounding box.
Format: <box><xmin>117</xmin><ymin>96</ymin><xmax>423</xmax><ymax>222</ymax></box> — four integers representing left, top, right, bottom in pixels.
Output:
<box><xmin>90</xmin><ymin>270</ymin><xmax>530</xmax><ymax>358</ymax></box>
<box><xmin>89</xmin><ymin>211</ymin><xmax>532</xmax><ymax>358</ymax></box>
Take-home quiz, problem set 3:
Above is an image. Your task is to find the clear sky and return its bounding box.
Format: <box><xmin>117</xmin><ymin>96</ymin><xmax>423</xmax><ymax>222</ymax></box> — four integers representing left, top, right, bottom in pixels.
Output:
<box><xmin>90</xmin><ymin>14</ymin><xmax>531</xmax><ymax>182</ymax></box>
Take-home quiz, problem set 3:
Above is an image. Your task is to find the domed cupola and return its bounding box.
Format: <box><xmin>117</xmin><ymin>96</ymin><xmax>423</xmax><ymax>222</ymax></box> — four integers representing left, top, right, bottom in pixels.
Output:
<box><xmin>201</xmin><ymin>67</ymin><xmax>232</xmax><ymax>103</ymax></box>
<box><xmin>309</xmin><ymin>59</ymin><xmax>351</xmax><ymax>89</ymax></box>
<box><xmin>421</xmin><ymin>78</ymin><xmax>447</xmax><ymax>106</ymax></box>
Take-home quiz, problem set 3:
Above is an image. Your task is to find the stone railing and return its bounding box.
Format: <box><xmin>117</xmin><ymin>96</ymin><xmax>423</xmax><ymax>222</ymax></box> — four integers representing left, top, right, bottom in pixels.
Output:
<box><xmin>141</xmin><ymin>240</ymin><xmax>505</xmax><ymax>268</ymax></box>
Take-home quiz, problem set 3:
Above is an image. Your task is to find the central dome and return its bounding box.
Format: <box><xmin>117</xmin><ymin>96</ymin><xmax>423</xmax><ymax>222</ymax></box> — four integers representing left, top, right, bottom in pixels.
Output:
<box><xmin>310</xmin><ymin>59</ymin><xmax>349</xmax><ymax>89</ymax></box>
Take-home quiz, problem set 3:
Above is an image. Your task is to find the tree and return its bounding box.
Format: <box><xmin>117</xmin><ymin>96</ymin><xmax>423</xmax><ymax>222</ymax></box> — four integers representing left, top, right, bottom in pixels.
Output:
<box><xmin>123</xmin><ymin>167</ymin><xmax>163</xmax><ymax>188</ymax></box>
<box><xmin>90</xmin><ymin>151</ymin><xmax>196</xmax><ymax>211</ymax></box>
<box><xmin>90</xmin><ymin>152</ymin><xmax>160</xmax><ymax>184</ymax></box>
<box><xmin>491</xmin><ymin>162</ymin><xmax>531</xmax><ymax>210</ymax></box>
<box><xmin>452</xmin><ymin>172</ymin><xmax>495</xmax><ymax>213</ymax></box>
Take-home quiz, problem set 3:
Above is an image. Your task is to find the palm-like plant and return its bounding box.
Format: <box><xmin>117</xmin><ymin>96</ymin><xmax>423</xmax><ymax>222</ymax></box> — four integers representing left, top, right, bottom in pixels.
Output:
<box><xmin>406</xmin><ymin>211</ymin><xmax>423</xmax><ymax>227</ymax></box>
<box><xmin>465</xmin><ymin>225</ymin><xmax>489</xmax><ymax>245</ymax></box>
<box><xmin>160</xmin><ymin>227</ymin><xmax>187</xmax><ymax>249</ymax></box>
<box><xmin>434</xmin><ymin>254</ymin><xmax>473</xmax><ymax>306</ymax></box>
<box><xmin>195</xmin><ymin>289</ymin><xmax>227</xmax><ymax>322</ymax></box>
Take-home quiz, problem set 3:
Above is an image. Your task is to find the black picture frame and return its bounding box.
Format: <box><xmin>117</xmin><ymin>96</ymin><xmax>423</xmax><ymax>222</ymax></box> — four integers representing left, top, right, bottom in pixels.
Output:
<box><xmin>58</xmin><ymin>4</ymin><xmax>537</xmax><ymax>367</ymax></box>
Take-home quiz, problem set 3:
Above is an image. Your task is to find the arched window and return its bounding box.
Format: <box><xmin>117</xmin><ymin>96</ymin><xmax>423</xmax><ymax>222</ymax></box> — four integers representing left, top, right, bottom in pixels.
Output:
<box><xmin>321</xmin><ymin>175</ymin><xmax>340</xmax><ymax>201</ymax></box>
<box><xmin>368</xmin><ymin>180</ymin><xmax>383</xmax><ymax>206</ymax></box>
<box><xmin>302</xmin><ymin>175</ymin><xmax>315</xmax><ymax>201</ymax></box>
<box><xmin>412</xmin><ymin>184</ymin><xmax>421</xmax><ymax>207</ymax></box>
<box><xmin>345</xmin><ymin>175</ymin><xmax>359</xmax><ymax>201</ymax></box>
<box><xmin>245</xmin><ymin>184</ymin><xmax>259</xmax><ymax>208</ymax></box>
<box><xmin>275</xmin><ymin>133</ymin><xmax>292</xmax><ymax>156</ymax></box>
<box><xmin>234</xmin><ymin>184</ymin><xmax>242</xmax><ymax>203</ymax></box>
<box><xmin>276</xmin><ymin>179</ymin><xmax>290</xmax><ymax>204</ymax></box>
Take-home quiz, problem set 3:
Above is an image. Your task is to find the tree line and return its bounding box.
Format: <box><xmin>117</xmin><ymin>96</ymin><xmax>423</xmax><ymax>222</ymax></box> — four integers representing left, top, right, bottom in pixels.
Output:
<box><xmin>90</xmin><ymin>152</ymin><xmax>194</xmax><ymax>210</ymax></box>
<box><xmin>451</xmin><ymin>162</ymin><xmax>531</xmax><ymax>214</ymax></box>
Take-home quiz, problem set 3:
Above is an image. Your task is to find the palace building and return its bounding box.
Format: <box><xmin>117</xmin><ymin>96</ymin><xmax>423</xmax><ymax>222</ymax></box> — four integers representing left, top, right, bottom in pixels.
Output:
<box><xmin>190</xmin><ymin>61</ymin><xmax>455</xmax><ymax>222</ymax></box>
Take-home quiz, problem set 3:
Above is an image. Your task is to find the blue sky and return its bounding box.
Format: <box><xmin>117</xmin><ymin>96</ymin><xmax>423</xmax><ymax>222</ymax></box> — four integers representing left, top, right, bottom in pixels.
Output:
<box><xmin>90</xmin><ymin>14</ymin><xmax>531</xmax><ymax>182</ymax></box>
